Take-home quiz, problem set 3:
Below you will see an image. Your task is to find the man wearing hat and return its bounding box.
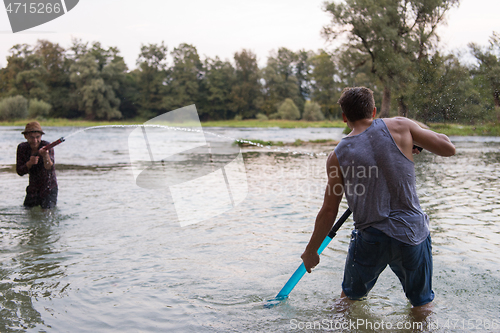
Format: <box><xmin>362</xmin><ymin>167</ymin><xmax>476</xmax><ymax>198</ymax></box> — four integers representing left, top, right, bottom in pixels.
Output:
<box><xmin>16</xmin><ymin>121</ymin><xmax>58</xmax><ymax>209</ymax></box>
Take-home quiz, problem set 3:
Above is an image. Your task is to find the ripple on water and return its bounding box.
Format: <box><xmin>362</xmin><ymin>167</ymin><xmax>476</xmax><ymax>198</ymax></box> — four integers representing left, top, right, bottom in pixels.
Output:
<box><xmin>1</xmin><ymin>129</ymin><xmax>499</xmax><ymax>332</ymax></box>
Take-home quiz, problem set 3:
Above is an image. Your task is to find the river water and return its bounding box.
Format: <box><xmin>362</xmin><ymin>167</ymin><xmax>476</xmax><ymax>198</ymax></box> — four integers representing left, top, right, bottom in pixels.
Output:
<box><xmin>0</xmin><ymin>126</ymin><xmax>499</xmax><ymax>332</ymax></box>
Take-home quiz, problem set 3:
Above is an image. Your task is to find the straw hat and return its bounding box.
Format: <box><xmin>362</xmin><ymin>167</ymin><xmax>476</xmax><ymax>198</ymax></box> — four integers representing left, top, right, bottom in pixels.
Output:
<box><xmin>22</xmin><ymin>121</ymin><xmax>45</xmax><ymax>135</ymax></box>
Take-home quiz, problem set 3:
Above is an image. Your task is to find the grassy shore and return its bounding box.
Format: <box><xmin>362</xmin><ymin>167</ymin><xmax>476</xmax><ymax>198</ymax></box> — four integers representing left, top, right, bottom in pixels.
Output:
<box><xmin>201</xmin><ymin>119</ymin><xmax>346</xmax><ymax>128</ymax></box>
<box><xmin>427</xmin><ymin>123</ymin><xmax>500</xmax><ymax>136</ymax></box>
<box><xmin>2</xmin><ymin>118</ymin><xmax>500</xmax><ymax>137</ymax></box>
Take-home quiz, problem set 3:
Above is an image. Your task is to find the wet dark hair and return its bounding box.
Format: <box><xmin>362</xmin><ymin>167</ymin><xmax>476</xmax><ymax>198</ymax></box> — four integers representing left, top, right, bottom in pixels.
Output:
<box><xmin>337</xmin><ymin>87</ymin><xmax>375</xmax><ymax>122</ymax></box>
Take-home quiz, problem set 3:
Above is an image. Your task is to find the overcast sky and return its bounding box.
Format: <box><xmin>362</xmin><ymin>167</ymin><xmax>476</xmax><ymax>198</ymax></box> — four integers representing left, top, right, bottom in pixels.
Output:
<box><xmin>0</xmin><ymin>0</ymin><xmax>499</xmax><ymax>69</ymax></box>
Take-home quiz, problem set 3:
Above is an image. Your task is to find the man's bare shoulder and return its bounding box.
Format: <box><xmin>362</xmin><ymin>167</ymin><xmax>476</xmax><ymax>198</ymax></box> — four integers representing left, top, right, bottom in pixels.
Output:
<box><xmin>382</xmin><ymin>117</ymin><xmax>455</xmax><ymax>156</ymax></box>
<box><xmin>383</xmin><ymin>117</ymin><xmax>428</xmax><ymax>128</ymax></box>
<box><xmin>382</xmin><ymin>116</ymin><xmax>409</xmax><ymax>125</ymax></box>
<box><xmin>326</xmin><ymin>150</ymin><xmax>339</xmax><ymax>167</ymax></box>
<box><xmin>382</xmin><ymin>117</ymin><xmax>430</xmax><ymax>136</ymax></box>
<box><xmin>380</xmin><ymin>116</ymin><xmax>409</xmax><ymax>133</ymax></box>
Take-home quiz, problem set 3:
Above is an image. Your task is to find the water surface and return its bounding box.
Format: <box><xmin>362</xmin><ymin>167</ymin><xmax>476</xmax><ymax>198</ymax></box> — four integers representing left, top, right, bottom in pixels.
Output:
<box><xmin>1</xmin><ymin>126</ymin><xmax>499</xmax><ymax>332</ymax></box>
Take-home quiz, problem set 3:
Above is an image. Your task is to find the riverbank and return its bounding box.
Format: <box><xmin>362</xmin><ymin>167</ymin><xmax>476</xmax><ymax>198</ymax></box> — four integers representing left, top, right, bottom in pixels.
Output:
<box><xmin>0</xmin><ymin>118</ymin><xmax>345</xmax><ymax>128</ymax></box>
<box><xmin>2</xmin><ymin>118</ymin><xmax>500</xmax><ymax>137</ymax></box>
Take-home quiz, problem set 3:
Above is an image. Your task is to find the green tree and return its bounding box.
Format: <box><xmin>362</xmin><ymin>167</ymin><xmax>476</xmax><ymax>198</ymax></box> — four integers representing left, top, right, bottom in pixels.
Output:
<box><xmin>69</xmin><ymin>42</ymin><xmax>127</xmax><ymax>120</ymax></box>
<box><xmin>202</xmin><ymin>56</ymin><xmax>236</xmax><ymax>120</ymax></box>
<box><xmin>230</xmin><ymin>49</ymin><xmax>263</xmax><ymax>119</ymax></box>
<box><xmin>162</xmin><ymin>43</ymin><xmax>203</xmax><ymax>112</ymax></box>
<box><xmin>273</xmin><ymin>98</ymin><xmax>300</xmax><ymax>120</ymax></box>
<box><xmin>136</xmin><ymin>42</ymin><xmax>168</xmax><ymax>117</ymax></box>
<box><xmin>70</xmin><ymin>54</ymin><xmax>120</xmax><ymax>119</ymax></box>
<box><xmin>262</xmin><ymin>48</ymin><xmax>303</xmax><ymax>116</ymax></box>
<box><xmin>28</xmin><ymin>98</ymin><xmax>52</xmax><ymax>118</ymax></box>
<box><xmin>303</xmin><ymin>100</ymin><xmax>325</xmax><ymax>121</ymax></box>
<box><xmin>0</xmin><ymin>68</ymin><xmax>8</xmax><ymax>98</ymax></box>
<box><xmin>409</xmin><ymin>53</ymin><xmax>481</xmax><ymax>123</ymax></box>
<box><xmin>0</xmin><ymin>95</ymin><xmax>28</xmax><ymax>120</ymax></box>
<box><xmin>119</xmin><ymin>70</ymin><xmax>140</xmax><ymax>119</ymax></box>
<box><xmin>310</xmin><ymin>50</ymin><xmax>339</xmax><ymax>118</ymax></box>
<box><xmin>34</xmin><ymin>40</ymin><xmax>73</xmax><ymax>118</ymax></box>
<box><xmin>4</xmin><ymin>44</ymin><xmax>48</xmax><ymax>105</ymax></box>
<box><xmin>323</xmin><ymin>0</ymin><xmax>459</xmax><ymax>117</ymax></box>
<box><xmin>295</xmin><ymin>49</ymin><xmax>314</xmax><ymax>102</ymax></box>
<box><xmin>469</xmin><ymin>32</ymin><xmax>500</xmax><ymax>121</ymax></box>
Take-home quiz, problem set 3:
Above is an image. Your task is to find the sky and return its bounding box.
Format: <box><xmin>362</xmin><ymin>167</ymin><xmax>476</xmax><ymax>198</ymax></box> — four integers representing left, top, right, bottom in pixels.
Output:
<box><xmin>0</xmin><ymin>0</ymin><xmax>499</xmax><ymax>69</ymax></box>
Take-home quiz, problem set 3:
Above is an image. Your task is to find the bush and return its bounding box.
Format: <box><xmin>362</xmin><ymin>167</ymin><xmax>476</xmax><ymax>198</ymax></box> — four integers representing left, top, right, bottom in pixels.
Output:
<box><xmin>255</xmin><ymin>113</ymin><xmax>268</xmax><ymax>121</ymax></box>
<box><xmin>28</xmin><ymin>99</ymin><xmax>52</xmax><ymax>119</ymax></box>
<box><xmin>0</xmin><ymin>95</ymin><xmax>28</xmax><ymax>120</ymax></box>
<box><xmin>234</xmin><ymin>114</ymin><xmax>243</xmax><ymax>121</ymax></box>
<box><xmin>277</xmin><ymin>98</ymin><xmax>300</xmax><ymax>120</ymax></box>
<box><xmin>302</xmin><ymin>100</ymin><xmax>325</xmax><ymax>121</ymax></box>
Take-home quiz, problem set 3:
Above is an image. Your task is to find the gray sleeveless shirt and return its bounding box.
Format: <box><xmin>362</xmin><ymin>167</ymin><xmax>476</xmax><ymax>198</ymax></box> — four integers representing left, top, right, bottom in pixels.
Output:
<box><xmin>334</xmin><ymin>118</ymin><xmax>429</xmax><ymax>245</ymax></box>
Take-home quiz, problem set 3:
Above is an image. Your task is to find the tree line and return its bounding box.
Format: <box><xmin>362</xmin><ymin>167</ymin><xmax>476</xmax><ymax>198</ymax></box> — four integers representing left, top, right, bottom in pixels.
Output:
<box><xmin>0</xmin><ymin>0</ymin><xmax>499</xmax><ymax>124</ymax></box>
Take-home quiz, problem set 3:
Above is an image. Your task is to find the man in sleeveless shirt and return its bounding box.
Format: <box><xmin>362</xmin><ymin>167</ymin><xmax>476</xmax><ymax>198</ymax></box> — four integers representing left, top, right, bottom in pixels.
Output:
<box><xmin>301</xmin><ymin>87</ymin><xmax>455</xmax><ymax>311</ymax></box>
<box><xmin>16</xmin><ymin>121</ymin><xmax>58</xmax><ymax>209</ymax></box>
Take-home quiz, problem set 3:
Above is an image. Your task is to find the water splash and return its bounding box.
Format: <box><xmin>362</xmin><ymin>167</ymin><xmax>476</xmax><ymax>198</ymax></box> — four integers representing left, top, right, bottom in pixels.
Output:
<box><xmin>62</xmin><ymin>124</ymin><xmax>328</xmax><ymax>157</ymax></box>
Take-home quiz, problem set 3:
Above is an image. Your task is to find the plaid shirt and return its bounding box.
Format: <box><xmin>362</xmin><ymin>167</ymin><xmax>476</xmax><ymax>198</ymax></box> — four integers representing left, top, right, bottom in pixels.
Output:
<box><xmin>16</xmin><ymin>140</ymin><xmax>58</xmax><ymax>196</ymax></box>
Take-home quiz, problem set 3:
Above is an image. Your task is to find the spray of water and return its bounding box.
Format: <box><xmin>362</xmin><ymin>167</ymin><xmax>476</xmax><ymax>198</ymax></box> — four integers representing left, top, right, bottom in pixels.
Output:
<box><xmin>62</xmin><ymin>124</ymin><xmax>329</xmax><ymax>157</ymax></box>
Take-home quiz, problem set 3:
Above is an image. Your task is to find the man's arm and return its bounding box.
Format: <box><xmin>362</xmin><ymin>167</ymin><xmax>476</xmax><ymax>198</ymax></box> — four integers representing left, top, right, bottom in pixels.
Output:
<box><xmin>39</xmin><ymin>146</ymin><xmax>54</xmax><ymax>170</ymax></box>
<box><xmin>301</xmin><ymin>151</ymin><xmax>344</xmax><ymax>273</ymax></box>
<box><xmin>385</xmin><ymin>117</ymin><xmax>456</xmax><ymax>158</ymax></box>
<box><xmin>16</xmin><ymin>144</ymin><xmax>34</xmax><ymax>176</ymax></box>
<box><xmin>407</xmin><ymin>119</ymin><xmax>456</xmax><ymax>157</ymax></box>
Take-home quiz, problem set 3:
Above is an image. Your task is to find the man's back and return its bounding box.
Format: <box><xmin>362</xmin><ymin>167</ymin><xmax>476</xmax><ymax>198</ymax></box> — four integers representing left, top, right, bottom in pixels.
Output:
<box><xmin>335</xmin><ymin>118</ymin><xmax>429</xmax><ymax>245</ymax></box>
<box><xmin>301</xmin><ymin>86</ymin><xmax>455</xmax><ymax>311</ymax></box>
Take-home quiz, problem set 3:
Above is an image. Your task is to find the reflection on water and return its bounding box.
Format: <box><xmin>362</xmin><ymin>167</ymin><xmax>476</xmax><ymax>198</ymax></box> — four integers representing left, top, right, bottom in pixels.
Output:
<box><xmin>0</xmin><ymin>208</ymin><xmax>68</xmax><ymax>331</ymax></box>
<box><xmin>0</xmin><ymin>127</ymin><xmax>499</xmax><ymax>332</ymax></box>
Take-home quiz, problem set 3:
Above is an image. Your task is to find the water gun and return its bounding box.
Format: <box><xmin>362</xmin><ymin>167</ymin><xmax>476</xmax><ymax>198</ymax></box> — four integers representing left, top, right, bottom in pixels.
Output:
<box><xmin>42</xmin><ymin>137</ymin><xmax>65</xmax><ymax>151</ymax></box>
